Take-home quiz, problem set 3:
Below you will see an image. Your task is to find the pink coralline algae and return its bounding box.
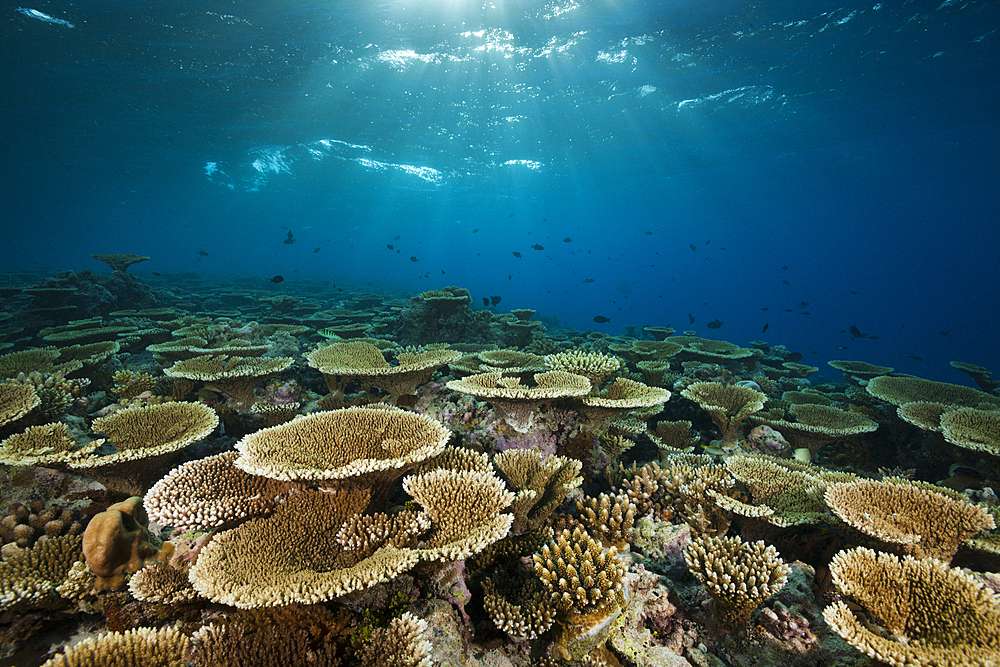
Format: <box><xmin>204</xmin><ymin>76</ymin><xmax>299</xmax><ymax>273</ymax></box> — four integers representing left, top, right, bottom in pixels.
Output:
<box><xmin>748</xmin><ymin>424</ymin><xmax>790</xmax><ymax>455</ymax></box>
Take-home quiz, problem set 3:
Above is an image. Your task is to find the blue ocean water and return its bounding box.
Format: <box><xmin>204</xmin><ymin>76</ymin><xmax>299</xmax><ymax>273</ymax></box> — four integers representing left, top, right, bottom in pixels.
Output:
<box><xmin>2</xmin><ymin>0</ymin><xmax>998</xmax><ymax>382</ymax></box>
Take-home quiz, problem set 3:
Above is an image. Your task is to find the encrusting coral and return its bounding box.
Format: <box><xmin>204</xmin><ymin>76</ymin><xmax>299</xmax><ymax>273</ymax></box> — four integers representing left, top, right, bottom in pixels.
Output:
<box><xmin>823</xmin><ymin>546</ymin><xmax>1000</xmax><ymax>667</ymax></box>
<box><xmin>683</xmin><ymin>534</ymin><xmax>789</xmax><ymax>633</ymax></box>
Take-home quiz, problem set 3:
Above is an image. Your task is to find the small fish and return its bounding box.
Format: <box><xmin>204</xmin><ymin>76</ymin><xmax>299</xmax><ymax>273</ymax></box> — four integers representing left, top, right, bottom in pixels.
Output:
<box><xmin>313</xmin><ymin>247</ymin><xmax>321</xmax><ymax>253</ymax></box>
<box><xmin>799</xmin><ymin>301</ymin><xmax>809</xmax><ymax>308</ymax></box>
<box><xmin>761</xmin><ymin>323</ymin><xmax>769</xmax><ymax>333</ymax></box>
<box><xmin>583</xmin><ymin>278</ymin><xmax>595</xmax><ymax>283</ymax></box>
<box><xmin>490</xmin><ymin>295</ymin><xmax>502</xmax><ymax>306</ymax></box>
<box><xmin>393</xmin><ymin>235</ymin><xmax>400</xmax><ymax>240</ymax></box>
<box><xmin>688</xmin><ymin>314</ymin><xmax>695</xmax><ymax>324</ymax></box>
<box><xmin>196</xmin><ymin>250</ymin><xmax>209</xmax><ymax>256</ymax></box>
<box><xmin>410</xmin><ymin>256</ymin><xmax>418</xmax><ymax>262</ymax></box>
<box><xmin>645</xmin><ymin>231</ymin><xmax>653</xmax><ymax>235</ymax></box>
<box><xmin>441</xmin><ymin>269</ymin><xmax>446</xmax><ymax>274</ymax></box>
<box><xmin>908</xmin><ymin>355</ymin><xmax>923</xmax><ymax>361</ymax></box>
<box><xmin>760</xmin><ymin>307</ymin><xmax>769</xmax><ymax>311</ymax></box>
<box><xmin>386</xmin><ymin>244</ymin><xmax>394</xmax><ymax>249</ymax></box>
<box><xmin>513</xmin><ymin>251</ymin><xmax>522</xmax><ymax>258</ymax></box>
<box><xmin>701</xmin><ymin>444</ymin><xmax>725</xmax><ymax>456</ymax></box>
<box><xmin>152</xmin><ymin>272</ymin><xmax>162</xmax><ymax>276</ymax></box>
<box><xmin>689</xmin><ymin>244</ymin><xmax>697</xmax><ymax>251</ymax></box>
<box><xmin>509</xmin><ymin>213</ymin><xmax>515</xmax><ymax>218</ymax></box>
<box><xmin>787</xmin><ymin>352</ymin><xmax>804</xmax><ymax>362</ymax></box>
<box><xmin>720</xmin><ymin>247</ymin><xmax>727</xmax><ymax>250</ymax></box>
<box><xmin>802</xmin><ymin>312</ymin><xmax>810</xmax><ymax>315</ymax></box>
<box><xmin>782</xmin><ymin>280</ymin><xmax>790</xmax><ymax>285</ymax></box>
<box><xmin>482</xmin><ymin>297</ymin><xmax>489</xmax><ymax>307</ymax></box>
<box><xmin>317</xmin><ymin>328</ymin><xmax>342</xmax><ymax>339</ymax></box>
<box><xmin>706</xmin><ymin>319</ymin><xmax>723</xmax><ymax>329</ymax></box>
<box><xmin>705</xmin><ymin>240</ymin><xmax>711</xmax><ymax>245</ymax></box>
<box><xmin>939</xmin><ymin>330</ymin><xmax>952</xmax><ymax>336</ymax></box>
<box><xmin>836</xmin><ymin>346</ymin><xmax>849</xmax><ymax>350</ymax></box>
<box><xmin>563</xmin><ymin>237</ymin><xmax>572</xmax><ymax>243</ymax></box>
<box><xmin>593</xmin><ymin>316</ymin><xmax>611</xmax><ymax>323</ymax></box>
<box><xmin>508</xmin><ymin>274</ymin><xmax>512</xmax><ymax>280</ymax></box>
<box><xmin>839</xmin><ymin>330</ymin><xmax>847</xmax><ymax>334</ymax></box>
<box><xmin>472</xmin><ymin>228</ymin><xmax>479</xmax><ymax>233</ymax></box>
<box><xmin>850</xmin><ymin>290</ymin><xmax>858</xmax><ymax>295</ymax></box>
<box><xmin>269</xmin><ymin>275</ymin><xmax>284</xmax><ymax>283</ymax></box>
<box><xmin>850</xmin><ymin>325</ymin><xmax>867</xmax><ymax>338</ymax></box>
<box><xmin>283</xmin><ymin>231</ymin><xmax>295</xmax><ymax>244</ymax></box>
<box><xmin>784</xmin><ymin>309</ymin><xmax>793</xmax><ymax>312</ymax></box>
<box><xmin>781</xmin><ymin>265</ymin><xmax>789</xmax><ymax>270</ymax></box>
<box><xmin>531</xmin><ymin>244</ymin><xmax>544</xmax><ymax>250</ymax></box>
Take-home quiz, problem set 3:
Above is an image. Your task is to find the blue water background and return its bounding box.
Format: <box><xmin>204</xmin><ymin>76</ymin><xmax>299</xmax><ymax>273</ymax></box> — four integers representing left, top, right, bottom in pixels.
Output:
<box><xmin>2</xmin><ymin>0</ymin><xmax>998</xmax><ymax>382</ymax></box>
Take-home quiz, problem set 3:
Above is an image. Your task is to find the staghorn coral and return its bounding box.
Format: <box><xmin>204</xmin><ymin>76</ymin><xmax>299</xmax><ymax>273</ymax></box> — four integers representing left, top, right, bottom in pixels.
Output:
<box><xmin>493</xmin><ymin>448</ymin><xmax>583</xmax><ymax>533</ymax></box>
<box><xmin>825</xmin><ymin>478</ymin><xmax>995</xmax><ymax>562</ymax></box>
<box><xmin>42</xmin><ymin>626</ymin><xmax>189</xmax><ymax>667</ymax></box>
<box><xmin>543</xmin><ymin>349</ymin><xmax>622</xmax><ymax>389</ymax></box>
<box><xmin>70</xmin><ymin>401</ymin><xmax>219</xmax><ymax>495</ymax></box>
<box><xmin>680</xmin><ymin>381</ymin><xmax>766</xmax><ymax>445</ymax></box>
<box><xmin>683</xmin><ymin>534</ymin><xmax>789</xmax><ymax>632</ymax></box>
<box><xmin>576</xmin><ymin>492</ymin><xmax>636</xmax><ymax>550</ymax></box>
<box><xmin>82</xmin><ymin>496</ymin><xmax>174</xmax><ymax>591</ymax></box>
<box><xmin>533</xmin><ymin>526</ymin><xmax>628</xmax><ymax>660</ymax></box>
<box><xmin>164</xmin><ymin>354</ymin><xmax>295</xmax><ymax>410</ymax></box>
<box><xmin>356</xmin><ymin>611</ymin><xmax>433</xmax><ymax>667</ymax></box>
<box><xmin>823</xmin><ymin>546</ymin><xmax>1000</xmax><ymax>667</ymax></box>
<box><xmin>144</xmin><ymin>451</ymin><xmax>293</xmax><ymax>532</ymax></box>
<box><xmin>0</xmin><ymin>534</ymin><xmax>87</xmax><ymax>613</ymax></box>
<box><xmin>446</xmin><ymin>370</ymin><xmax>591</xmax><ymax>433</ymax></box>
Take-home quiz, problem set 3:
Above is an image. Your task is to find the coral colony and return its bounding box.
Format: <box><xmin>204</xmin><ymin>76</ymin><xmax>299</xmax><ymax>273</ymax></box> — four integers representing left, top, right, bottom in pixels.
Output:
<box><xmin>1</xmin><ymin>273</ymin><xmax>999</xmax><ymax>667</ymax></box>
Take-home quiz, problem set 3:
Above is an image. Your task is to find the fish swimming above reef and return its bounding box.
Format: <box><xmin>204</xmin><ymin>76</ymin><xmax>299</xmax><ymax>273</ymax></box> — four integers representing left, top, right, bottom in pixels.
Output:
<box><xmin>761</xmin><ymin>323</ymin><xmax>769</xmax><ymax>333</ymax></box>
<box><xmin>689</xmin><ymin>244</ymin><xmax>697</xmax><ymax>251</ymax></box>
<box><xmin>799</xmin><ymin>301</ymin><xmax>809</xmax><ymax>308</ymax></box>
<box><xmin>908</xmin><ymin>355</ymin><xmax>923</xmax><ymax>361</ymax></box>
<box><xmin>283</xmin><ymin>231</ymin><xmax>295</xmax><ymax>244</ymax></box>
<box><xmin>645</xmin><ymin>231</ymin><xmax>653</xmax><ymax>235</ymax></box>
<box><xmin>490</xmin><ymin>295</ymin><xmax>502</xmax><ymax>306</ymax></box>
<box><xmin>688</xmin><ymin>314</ymin><xmax>695</xmax><ymax>324</ymax></box>
<box><xmin>583</xmin><ymin>278</ymin><xmax>595</xmax><ymax>283</ymax></box>
<box><xmin>593</xmin><ymin>316</ymin><xmax>610</xmax><ymax>323</ymax></box>
<box><xmin>939</xmin><ymin>330</ymin><xmax>952</xmax><ymax>336</ymax></box>
<box><xmin>410</xmin><ymin>256</ymin><xmax>418</xmax><ymax>262</ymax></box>
<box><xmin>531</xmin><ymin>244</ymin><xmax>544</xmax><ymax>250</ymax></box>
<box><xmin>386</xmin><ymin>244</ymin><xmax>393</xmax><ymax>249</ymax></box>
<box><xmin>707</xmin><ymin>319</ymin><xmax>723</xmax><ymax>329</ymax></box>
<box><xmin>782</xmin><ymin>280</ymin><xmax>790</xmax><ymax>285</ymax></box>
<box><xmin>473</xmin><ymin>228</ymin><xmax>479</xmax><ymax>233</ymax></box>
<box><xmin>196</xmin><ymin>250</ymin><xmax>209</xmax><ymax>256</ymax></box>
<box><xmin>482</xmin><ymin>297</ymin><xmax>489</xmax><ymax>307</ymax></box>
<box><xmin>513</xmin><ymin>251</ymin><xmax>522</xmax><ymax>258</ymax></box>
<box><xmin>564</xmin><ymin>237</ymin><xmax>572</xmax><ymax>243</ymax></box>
<box><xmin>313</xmin><ymin>247</ymin><xmax>321</xmax><ymax>253</ymax></box>
<box><xmin>850</xmin><ymin>325</ymin><xmax>867</xmax><ymax>338</ymax></box>
<box><xmin>317</xmin><ymin>328</ymin><xmax>341</xmax><ymax>339</ymax></box>
<box><xmin>269</xmin><ymin>275</ymin><xmax>284</xmax><ymax>283</ymax></box>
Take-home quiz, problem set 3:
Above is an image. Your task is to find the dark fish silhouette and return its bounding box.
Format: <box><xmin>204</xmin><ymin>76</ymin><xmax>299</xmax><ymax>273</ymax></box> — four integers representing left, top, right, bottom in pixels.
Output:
<box><xmin>782</xmin><ymin>280</ymin><xmax>789</xmax><ymax>285</ymax></box>
<box><xmin>593</xmin><ymin>316</ymin><xmax>610</xmax><ymax>323</ymax></box>
<box><xmin>706</xmin><ymin>319</ymin><xmax>723</xmax><ymax>329</ymax></box>
<box><xmin>393</xmin><ymin>236</ymin><xmax>400</xmax><ymax>240</ymax></box>
<box><xmin>836</xmin><ymin>346</ymin><xmax>848</xmax><ymax>350</ymax></box>
<box><xmin>784</xmin><ymin>309</ymin><xmax>793</xmax><ymax>312</ymax></box>
<box><xmin>513</xmin><ymin>251</ymin><xmax>522</xmax><ymax>258</ymax></box>
<box><xmin>908</xmin><ymin>355</ymin><xmax>923</xmax><ymax>361</ymax></box>
<box><xmin>283</xmin><ymin>231</ymin><xmax>295</xmax><ymax>244</ymax></box>
<box><xmin>689</xmin><ymin>244</ymin><xmax>697</xmax><ymax>251</ymax></box>
<box><xmin>410</xmin><ymin>256</ymin><xmax>418</xmax><ymax>262</ymax></box>
<box><xmin>473</xmin><ymin>228</ymin><xmax>479</xmax><ymax>233</ymax></box>
<box><xmin>269</xmin><ymin>275</ymin><xmax>284</xmax><ymax>283</ymax></box>
<box><xmin>563</xmin><ymin>237</ymin><xmax>572</xmax><ymax>243</ymax></box>
<box><xmin>781</xmin><ymin>265</ymin><xmax>789</xmax><ymax>270</ymax></box>
<box><xmin>850</xmin><ymin>325</ymin><xmax>867</xmax><ymax>338</ymax></box>
<box><xmin>509</xmin><ymin>213</ymin><xmax>514</xmax><ymax>218</ymax></box>
<box><xmin>761</xmin><ymin>323</ymin><xmax>769</xmax><ymax>333</ymax></box>
<box><xmin>787</xmin><ymin>352</ymin><xmax>804</xmax><ymax>362</ymax></box>
<box><xmin>583</xmin><ymin>278</ymin><xmax>595</xmax><ymax>283</ymax></box>
<box><xmin>490</xmin><ymin>295</ymin><xmax>502</xmax><ymax>306</ymax></box>
<box><xmin>799</xmin><ymin>301</ymin><xmax>809</xmax><ymax>308</ymax></box>
<box><xmin>939</xmin><ymin>330</ymin><xmax>952</xmax><ymax>336</ymax></box>
<box><xmin>645</xmin><ymin>231</ymin><xmax>653</xmax><ymax>235</ymax></box>
<box><xmin>850</xmin><ymin>290</ymin><xmax>858</xmax><ymax>295</ymax></box>
<box><xmin>387</xmin><ymin>244</ymin><xmax>394</xmax><ymax>249</ymax></box>
<box><xmin>482</xmin><ymin>297</ymin><xmax>489</xmax><ymax>307</ymax></box>
<box><xmin>313</xmin><ymin>247</ymin><xmax>321</xmax><ymax>253</ymax></box>
<box><xmin>152</xmin><ymin>272</ymin><xmax>162</xmax><ymax>276</ymax></box>
<box><xmin>760</xmin><ymin>307</ymin><xmax>769</xmax><ymax>311</ymax></box>
<box><xmin>508</xmin><ymin>274</ymin><xmax>512</xmax><ymax>280</ymax></box>
<box><xmin>280</xmin><ymin>225</ymin><xmax>289</xmax><ymax>230</ymax></box>
<box><xmin>196</xmin><ymin>250</ymin><xmax>209</xmax><ymax>256</ymax></box>
<box><xmin>688</xmin><ymin>314</ymin><xmax>695</xmax><ymax>324</ymax></box>
<box><xmin>802</xmin><ymin>312</ymin><xmax>810</xmax><ymax>315</ymax></box>
<box><xmin>705</xmin><ymin>240</ymin><xmax>710</xmax><ymax>245</ymax></box>
<box><xmin>531</xmin><ymin>244</ymin><xmax>544</xmax><ymax>250</ymax></box>
<box><xmin>441</xmin><ymin>269</ymin><xmax>446</xmax><ymax>274</ymax></box>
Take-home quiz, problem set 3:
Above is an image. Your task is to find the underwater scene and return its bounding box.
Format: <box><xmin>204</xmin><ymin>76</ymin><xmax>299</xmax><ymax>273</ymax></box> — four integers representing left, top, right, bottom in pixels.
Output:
<box><xmin>2</xmin><ymin>0</ymin><xmax>999</xmax><ymax>665</ymax></box>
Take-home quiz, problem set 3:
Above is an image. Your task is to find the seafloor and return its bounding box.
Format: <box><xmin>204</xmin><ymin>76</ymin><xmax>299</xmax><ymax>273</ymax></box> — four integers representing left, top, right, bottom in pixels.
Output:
<box><xmin>1</xmin><ymin>266</ymin><xmax>998</xmax><ymax>667</ymax></box>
